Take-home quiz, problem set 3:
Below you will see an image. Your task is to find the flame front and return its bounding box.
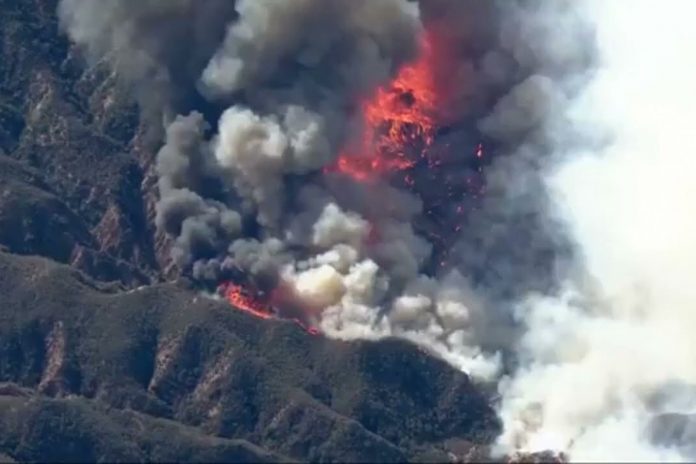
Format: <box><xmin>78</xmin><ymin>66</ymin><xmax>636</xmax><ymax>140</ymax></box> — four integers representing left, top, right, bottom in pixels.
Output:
<box><xmin>327</xmin><ymin>27</ymin><xmax>454</xmax><ymax>181</ymax></box>
<box><xmin>220</xmin><ymin>282</ymin><xmax>273</xmax><ymax>320</ymax></box>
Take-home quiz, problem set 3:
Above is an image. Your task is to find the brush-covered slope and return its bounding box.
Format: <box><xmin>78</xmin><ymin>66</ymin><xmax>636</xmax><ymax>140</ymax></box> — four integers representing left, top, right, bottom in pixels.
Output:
<box><xmin>0</xmin><ymin>252</ymin><xmax>500</xmax><ymax>462</ymax></box>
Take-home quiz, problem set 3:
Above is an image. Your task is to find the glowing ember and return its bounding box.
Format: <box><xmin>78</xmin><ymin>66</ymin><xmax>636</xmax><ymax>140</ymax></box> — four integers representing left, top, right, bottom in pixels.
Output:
<box><xmin>296</xmin><ymin>320</ymin><xmax>320</xmax><ymax>336</ymax></box>
<box><xmin>324</xmin><ymin>26</ymin><xmax>486</xmax><ymax>224</ymax></box>
<box><xmin>325</xmin><ymin>26</ymin><xmax>489</xmax><ymax>272</ymax></box>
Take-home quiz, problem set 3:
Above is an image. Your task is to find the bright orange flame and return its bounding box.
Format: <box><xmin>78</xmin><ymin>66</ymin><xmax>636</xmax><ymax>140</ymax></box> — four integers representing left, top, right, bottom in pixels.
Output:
<box><xmin>475</xmin><ymin>142</ymin><xmax>484</xmax><ymax>159</ymax></box>
<box><xmin>220</xmin><ymin>282</ymin><xmax>320</xmax><ymax>335</ymax></box>
<box><xmin>327</xmin><ymin>27</ymin><xmax>453</xmax><ymax>181</ymax></box>
<box><xmin>221</xmin><ymin>282</ymin><xmax>273</xmax><ymax>320</ymax></box>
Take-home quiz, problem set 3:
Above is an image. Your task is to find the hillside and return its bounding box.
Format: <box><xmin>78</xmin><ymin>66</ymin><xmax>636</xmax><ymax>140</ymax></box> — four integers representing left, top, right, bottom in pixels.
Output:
<box><xmin>0</xmin><ymin>251</ymin><xmax>500</xmax><ymax>462</ymax></box>
<box><xmin>0</xmin><ymin>1</ymin><xmax>510</xmax><ymax>462</ymax></box>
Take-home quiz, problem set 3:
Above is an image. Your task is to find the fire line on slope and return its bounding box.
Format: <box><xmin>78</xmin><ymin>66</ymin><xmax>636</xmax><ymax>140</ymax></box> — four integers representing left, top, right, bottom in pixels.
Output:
<box><xmin>219</xmin><ymin>282</ymin><xmax>319</xmax><ymax>335</ymax></box>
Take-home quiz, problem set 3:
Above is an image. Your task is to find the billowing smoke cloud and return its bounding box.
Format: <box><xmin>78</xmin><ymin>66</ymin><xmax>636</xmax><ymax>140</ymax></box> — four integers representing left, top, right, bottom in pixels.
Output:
<box><xmin>58</xmin><ymin>0</ymin><xmax>696</xmax><ymax>460</ymax></box>
<box><xmin>453</xmin><ymin>0</ymin><xmax>595</xmax><ymax>300</ymax></box>
<box><xmin>493</xmin><ymin>0</ymin><xmax>696</xmax><ymax>460</ymax></box>
<box><xmin>56</xmin><ymin>0</ymin><xmax>591</xmax><ymax>384</ymax></box>
<box><xmin>57</xmin><ymin>0</ymin><xmax>239</xmax><ymax>114</ymax></box>
<box><xmin>213</xmin><ymin>105</ymin><xmax>333</xmax><ymax>228</ymax></box>
<box><xmin>154</xmin><ymin>112</ymin><xmax>242</xmax><ymax>266</ymax></box>
<box><xmin>199</xmin><ymin>0</ymin><xmax>419</xmax><ymax>100</ymax></box>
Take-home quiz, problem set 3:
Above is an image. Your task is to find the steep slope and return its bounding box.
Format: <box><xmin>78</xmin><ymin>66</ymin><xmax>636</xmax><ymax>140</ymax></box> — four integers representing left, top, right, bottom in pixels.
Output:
<box><xmin>0</xmin><ymin>251</ymin><xmax>500</xmax><ymax>462</ymax></box>
<box><xmin>0</xmin><ymin>389</ymin><xmax>285</xmax><ymax>463</ymax></box>
<box><xmin>0</xmin><ymin>0</ymin><xmax>166</xmax><ymax>286</ymax></box>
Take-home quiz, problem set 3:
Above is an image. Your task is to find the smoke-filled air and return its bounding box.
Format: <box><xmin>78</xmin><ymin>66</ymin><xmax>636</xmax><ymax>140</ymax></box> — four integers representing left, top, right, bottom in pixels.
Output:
<box><xmin>57</xmin><ymin>0</ymin><xmax>696</xmax><ymax>460</ymax></box>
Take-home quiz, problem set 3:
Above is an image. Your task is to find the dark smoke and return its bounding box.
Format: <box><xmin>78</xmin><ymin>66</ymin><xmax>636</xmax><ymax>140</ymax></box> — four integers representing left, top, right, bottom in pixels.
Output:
<box><xmin>154</xmin><ymin>112</ymin><xmax>242</xmax><ymax>267</ymax></box>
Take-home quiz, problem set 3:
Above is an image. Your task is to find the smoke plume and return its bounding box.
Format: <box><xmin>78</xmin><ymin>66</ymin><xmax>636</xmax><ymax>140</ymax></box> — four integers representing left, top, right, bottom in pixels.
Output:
<box><xmin>494</xmin><ymin>1</ymin><xmax>696</xmax><ymax>460</ymax></box>
<box><xmin>57</xmin><ymin>0</ymin><xmax>696</xmax><ymax>460</ymax></box>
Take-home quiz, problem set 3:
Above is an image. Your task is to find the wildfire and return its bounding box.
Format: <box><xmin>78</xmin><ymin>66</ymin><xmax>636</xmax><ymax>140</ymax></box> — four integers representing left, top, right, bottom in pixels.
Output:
<box><xmin>219</xmin><ymin>282</ymin><xmax>319</xmax><ymax>335</ymax></box>
<box><xmin>326</xmin><ymin>27</ymin><xmax>446</xmax><ymax>181</ymax></box>
<box><xmin>220</xmin><ymin>282</ymin><xmax>273</xmax><ymax>320</ymax></box>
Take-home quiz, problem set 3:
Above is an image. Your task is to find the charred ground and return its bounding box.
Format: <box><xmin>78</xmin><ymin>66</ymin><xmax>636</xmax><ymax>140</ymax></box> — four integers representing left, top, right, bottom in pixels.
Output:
<box><xmin>0</xmin><ymin>1</ymin><xmax>504</xmax><ymax>462</ymax></box>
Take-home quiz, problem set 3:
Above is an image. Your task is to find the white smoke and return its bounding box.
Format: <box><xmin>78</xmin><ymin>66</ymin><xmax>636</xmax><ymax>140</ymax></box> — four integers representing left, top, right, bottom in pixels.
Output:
<box><xmin>495</xmin><ymin>0</ymin><xmax>696</xmax><ymax>460</ymax></box>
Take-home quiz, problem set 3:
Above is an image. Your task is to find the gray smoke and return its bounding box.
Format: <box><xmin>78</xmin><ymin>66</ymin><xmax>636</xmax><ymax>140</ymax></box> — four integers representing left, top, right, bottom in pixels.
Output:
<box><xmin>492</xmin><ymin>1</ymin><xmax>696</xmax><ymax>459</ymax></box>
<box><xmin>57</xmin><ymin>0</ymin><xmax>239</xmax><ymax>114</ymax></box>
<box><xmin>456</xmin><ymin>1</ymin><xmax>595</xmax><ymax>295</ymax></box>
<box><xmin>56</xmin><ymin>0</ymin><xmax>594</xmax><ymax>385</ymax></box>
<box><xmin>59</xmin><ymin>1</ymin><xmax>696</xmax><ymax>461</ymax></box>
<box><xmin>197</xmin><ymin>0</ymin><xmax>422</xmax><ymax>162</ymax></box>
<box><xmin>200</xmin><ymin>0</ymin><xmax>419</xmax><ymax>100</ymax></box>
<box><xmin>213</xmin><ymin>105</ymin><xmax>332</xmax><ymax>228</ymax></box>
<box><xmin>155</xmin><ymin>112</ymin><xmax>242</xmax><ymax>266</ymax></box>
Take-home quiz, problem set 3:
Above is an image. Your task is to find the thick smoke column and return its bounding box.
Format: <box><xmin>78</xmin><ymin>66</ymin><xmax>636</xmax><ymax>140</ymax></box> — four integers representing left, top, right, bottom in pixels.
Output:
<box><xmin>495</xmin><ymin>1</ymin><xmax>696</xmax><ymax>460</ymax></box>
<box><xmin>56</xmin><ymin>0</ymin><xmax>696</xmax><ymax>461</ymax></box>
<box><xmin>154</xmin><ymin>112</ymin><xmax>243</xmax><ymax>267</ymax></box>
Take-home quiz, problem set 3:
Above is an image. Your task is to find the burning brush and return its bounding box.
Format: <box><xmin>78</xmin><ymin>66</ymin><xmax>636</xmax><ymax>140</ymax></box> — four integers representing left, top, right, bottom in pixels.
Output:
<box><xmin>325</xmin><ymin>25</ymin><xmax>490</xmax><ymax>271</ymax></box>
<box><xmin>217</xmin><ymin>281</ymin><xmax>319</xmax><ymax>336</ymax></box>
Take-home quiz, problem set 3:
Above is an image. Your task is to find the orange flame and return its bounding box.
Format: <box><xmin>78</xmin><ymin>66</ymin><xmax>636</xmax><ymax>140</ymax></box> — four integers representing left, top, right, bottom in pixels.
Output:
<box><xmin>221</xmin><ymin>282</ymin><xmax>273</xmax><ymax>320</ymax></box>
<box><xmin>219</xmin><ymin>282</ymin><xmax>320</xmax><ymax>335</ymax></box>
<box><xmin>322</xmin><ymin>25</ymin><xmax>490</xmax><ymax>272</ymax></box>
<box><xmin>327</xmin><ymin>27</ymin><xmax>454</xmax><ymax>181</ymax></box>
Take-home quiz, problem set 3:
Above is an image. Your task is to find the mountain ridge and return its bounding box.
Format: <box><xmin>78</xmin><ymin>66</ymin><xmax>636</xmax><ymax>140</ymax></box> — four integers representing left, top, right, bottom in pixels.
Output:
<box><xmin>0</xmin><ymin>1</ymin><xmax>509</xmax><ymax>462</ymax></box>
